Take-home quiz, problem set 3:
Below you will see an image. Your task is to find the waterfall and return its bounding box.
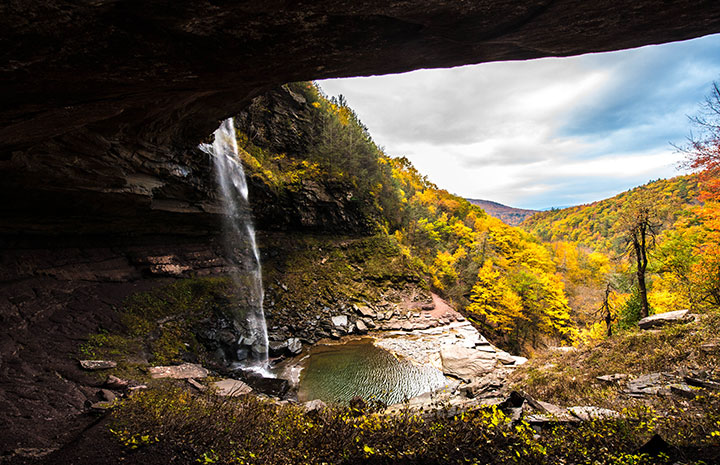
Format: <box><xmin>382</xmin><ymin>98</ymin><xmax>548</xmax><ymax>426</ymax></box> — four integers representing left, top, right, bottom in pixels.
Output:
<box><xmin>200</xmin><ymin>118</ymin><xmax>270</xmax><ymax>374</ymax></box>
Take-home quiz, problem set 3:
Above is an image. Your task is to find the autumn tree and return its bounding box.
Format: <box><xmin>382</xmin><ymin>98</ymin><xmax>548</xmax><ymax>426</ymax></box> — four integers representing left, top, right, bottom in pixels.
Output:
<box><xmin>467</xmin><ymin>260</ymin><xmax>524</xmax><ymax>333</ymax></box>
<box><xmin>681</xmin><ymin>80</ymin><xmax>720</xmax><ymax>306</ymax></box>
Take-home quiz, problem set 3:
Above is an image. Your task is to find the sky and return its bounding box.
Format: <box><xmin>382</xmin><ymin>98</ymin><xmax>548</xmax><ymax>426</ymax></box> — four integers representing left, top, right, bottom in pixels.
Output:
<box><xmin>318</xmin><ymin>34</ymin><xmax>720</xmax><ymax>210</ymax></box>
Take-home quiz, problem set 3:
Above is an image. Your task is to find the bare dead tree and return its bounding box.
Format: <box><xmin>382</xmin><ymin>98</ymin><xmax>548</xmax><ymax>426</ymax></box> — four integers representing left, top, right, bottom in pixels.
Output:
<box><xmin>597</xmin><ymin>282</ymin><xmax>615</xmax><ymax>336</ymax></box>
<box><xmin>619</xmin><ymin>201</ymin><xmax>659</xmax><ymax>319</ymax></box>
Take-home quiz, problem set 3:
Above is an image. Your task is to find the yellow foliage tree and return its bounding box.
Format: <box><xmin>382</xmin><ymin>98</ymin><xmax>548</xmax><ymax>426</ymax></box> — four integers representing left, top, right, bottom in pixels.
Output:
<box><xmin>467</xmin><ymin>261</ymin><xmax>524</xmax><ymax>332</ymax></box>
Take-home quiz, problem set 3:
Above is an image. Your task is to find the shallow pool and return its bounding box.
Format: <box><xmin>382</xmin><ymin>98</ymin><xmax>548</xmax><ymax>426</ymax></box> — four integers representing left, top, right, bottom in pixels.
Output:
<box><xmin>297</xmin><ymin>337</ymin><xmax>447</xmax><ymax>405</ymax></box>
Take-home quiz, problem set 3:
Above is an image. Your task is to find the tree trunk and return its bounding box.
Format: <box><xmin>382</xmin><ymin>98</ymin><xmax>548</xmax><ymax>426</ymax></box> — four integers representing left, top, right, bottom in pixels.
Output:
<box><xmin>633</xmin><ymin>233</ymin><xmax>650</xmax><ymax>319</ymax></box>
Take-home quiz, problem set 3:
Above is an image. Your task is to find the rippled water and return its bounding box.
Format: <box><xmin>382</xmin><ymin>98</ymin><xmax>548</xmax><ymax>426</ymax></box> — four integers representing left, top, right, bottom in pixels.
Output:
<box><xmin>297</xmin><ymin>337</ymin><xmax>447</xmax><ymax>405</ymax></box>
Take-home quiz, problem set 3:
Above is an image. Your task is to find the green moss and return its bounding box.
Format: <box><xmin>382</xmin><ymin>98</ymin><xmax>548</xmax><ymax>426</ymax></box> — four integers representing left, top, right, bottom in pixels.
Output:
<box><xmin>261</xmin><ymin>233</ymin><xmax>427</xmax><ymax>318</ymax></box>
<box><xmin>79</xmin><ymin>277</ymin><xmax>237</xmax><ymax>368</ymax></box>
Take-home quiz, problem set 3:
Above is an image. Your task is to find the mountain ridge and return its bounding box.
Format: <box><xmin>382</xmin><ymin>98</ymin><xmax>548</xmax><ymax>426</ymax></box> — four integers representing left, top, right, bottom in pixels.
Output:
<box><xmin>465</xmin><ymin>198</ymin><xmax>538</xmax><ymax>226</ymax></box>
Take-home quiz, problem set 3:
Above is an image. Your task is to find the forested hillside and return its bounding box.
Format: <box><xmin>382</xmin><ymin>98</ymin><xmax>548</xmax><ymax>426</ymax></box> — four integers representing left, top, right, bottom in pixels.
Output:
<box><xmin>519</xmin><ymin>169</ymin><xmax>719</xmax><ymax>338</ymax></box>
<box><xmin>235</xmin><ymin>82</ymin><xmax>573</xmax><ymax>352</ymax></box>
<box><xmin>235</xmin><ymin>81</ymin><xmax>720</xmax><ymax>352</ymax></box>
<box><xmin>522</xmin><ymin>176</ymin><xmax>700</xmax><ymax>253</ymax></box>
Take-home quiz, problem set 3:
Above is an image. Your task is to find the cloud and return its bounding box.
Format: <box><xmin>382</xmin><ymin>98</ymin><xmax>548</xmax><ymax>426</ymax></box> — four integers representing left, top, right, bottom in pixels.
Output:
<box><xmin>318</xmin><ymin>34</ymin><xmax>720</xmax><ymax>209</ymax></box>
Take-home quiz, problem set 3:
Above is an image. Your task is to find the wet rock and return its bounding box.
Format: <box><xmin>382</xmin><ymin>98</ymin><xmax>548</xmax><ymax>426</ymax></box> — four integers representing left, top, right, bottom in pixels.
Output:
<box><xmin>79</xmin><ymin>360</ymin><xmax>117</xmax><ymax>370</ymax></box>
<box><xmin>148</xmin><ymin>362</ymin><xmax>209</xmax><ymax>379</ymax></box>
<box><xmin>440</xmin><ymin>346</ymin><xmax>496</xmax><ymax>382</ymax></box>
<box><xmin>638</xmin><ymin>309</ymin><xmax>692</xmax><ymax>329</ymax></box>
<box><xmin>212</xmin><ymin>379</ymin><xmax>253</xmax><ymax>396</ymax></box>
<box><xmin>251</xmin><ymin>343</ymin><xmax>268</xmax><ymax>358</ymax></box>
<box><xmin>235</xmin><ymin>348</ymin><xmax>249</xmax><ymax>361</ymax></box>
<box><xmin>242</xmin><ymin>375</ymin><xmax>290</xmax><ymax>398</ymax></box>
<box><xmin>269</xmin><ymin>340</ymin><xmax>288</xmax><ymax>356</ymax></box>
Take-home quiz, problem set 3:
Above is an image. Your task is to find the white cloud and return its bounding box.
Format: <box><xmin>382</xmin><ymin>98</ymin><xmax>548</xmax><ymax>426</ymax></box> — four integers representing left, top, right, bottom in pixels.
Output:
<box><xmin>318</xmin><ymin>34</ymin><xmax>720</xmax><ymax>209</ymax></box>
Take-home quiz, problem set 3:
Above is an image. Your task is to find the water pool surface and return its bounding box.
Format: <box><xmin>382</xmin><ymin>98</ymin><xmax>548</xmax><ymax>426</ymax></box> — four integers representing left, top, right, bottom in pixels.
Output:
<box><xmin>297</xmin><ymin>337</ymin><xmax>447</xmax><ymax>405</ymax></box>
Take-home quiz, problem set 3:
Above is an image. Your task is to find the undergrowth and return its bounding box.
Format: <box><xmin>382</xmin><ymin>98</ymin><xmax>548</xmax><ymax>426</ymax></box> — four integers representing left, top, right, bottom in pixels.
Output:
<box><xmin>510</xmin><ymin>311</ymin><xmax>720</xmax><ymax>452</ymax></box>
<box><xmin>109</xmin><ymin>386</ymin><xmax>694</xmax><ymax>465</ymax></box>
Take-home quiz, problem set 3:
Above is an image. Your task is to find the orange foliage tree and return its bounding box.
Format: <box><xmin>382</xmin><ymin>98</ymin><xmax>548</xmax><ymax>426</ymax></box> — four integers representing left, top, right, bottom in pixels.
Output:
<box><xmin>683</xmin><ymin>81</ymin><xmax>720</xmax><ymax>306</ymax></box>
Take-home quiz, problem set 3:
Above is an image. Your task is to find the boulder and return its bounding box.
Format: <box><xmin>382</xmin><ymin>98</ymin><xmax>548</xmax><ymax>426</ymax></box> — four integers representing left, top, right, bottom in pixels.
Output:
<box><xmin>355</xmin><ymin>305</ymin><xmax>376</xmax><ymax>318</ymax></box>
<box><xmin>212</xmin><ymin>379</ymin><xmax>253</xmax><ymax>396</ymax></box>
<box><xmin>440</xmin><ymin>346</ymin><xmax>496</xmax><ymax>382</ymax></box>
<box><xmin>104</xmin><ymin>375</ymin><xmax>129</xmax><ymax>390</ymax></box>
<box><xmin>355</xmin><ymin>320</ymin><xmax>368</xmax><ymax>333</ymax></box>
<box><xmin>148</xmin><ymin>363</ymin><xmax>209</xmax><ymax>379</ymax></box>
<box><xmin>286</xmin><ymin>337</ymin><xmax>302</xmax><ymax>355</ymax></box>
<box><xmin>669</xmin><ymin>383</ymin><xmax>696</xmax><ymax>399</ymax></box>
<box><xmin>99</xmin><ymin>389</ymin><xmax>116</xmax><ymax>402</ymax></box>
<box><xmin>79</xmin><ymin>360</ymin><xmax>117</xmax><ymax>370</ymax></box>
<box><xmin>331</xmin><ymin>315</ymin><xmax>348</xmax><ymax>327</ymax></box>
<box><xmin>242</xmin><ymin>375</ymin><xmax>290</xmax><ymax>398</ymax></box>
<box><xmin>269</xmin><ymin>340</ymin><xmax>288</xmax><ymax>356</ymax></box>
<box><xmin>638</xmin><ymin>309</ymin><xmax>692</xmax><ymax>329</ymax></box>
<box><xmin>303</xmin><ymin>399</ymin><xmax>327</xmax><ymax>412</ymax></box>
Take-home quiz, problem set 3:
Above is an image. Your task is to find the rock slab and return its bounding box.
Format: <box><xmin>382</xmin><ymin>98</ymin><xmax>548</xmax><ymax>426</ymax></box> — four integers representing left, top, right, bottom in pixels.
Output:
<box><xmin>79</xmin><ymin>360</ymin><xmax>117</xmax><ymax>370</ymax></box>
<box><xmin>638</xmin><ymin>309</ymin><xmax>691</xmax><ymax>329</ymax></box>
<box><xmin>440</xmin><ymin>346</ymin><xmax>496</xmax><ymax>382</ymax></box>
<box><xmin>148</xmin><ymin>363</ymin><xmax>209</xmax><ymax>379</ymax></box>
<box><xmin>212</xmin><ymin>379</ymin><xmax>253</xmax><ymax>396</ymax></box>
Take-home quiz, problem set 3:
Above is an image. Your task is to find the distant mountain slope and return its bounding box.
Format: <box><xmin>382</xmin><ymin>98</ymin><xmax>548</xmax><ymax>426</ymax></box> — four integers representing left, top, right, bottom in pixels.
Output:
<box><xmin>466</xmin><ymin>199</ymin><xmax>538</xmax><ymax>226</ymax></box>
<box><xmin>520</xmin><ymin>175</ymin><xmax>700</xmax><ymax>253</ymax></box>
